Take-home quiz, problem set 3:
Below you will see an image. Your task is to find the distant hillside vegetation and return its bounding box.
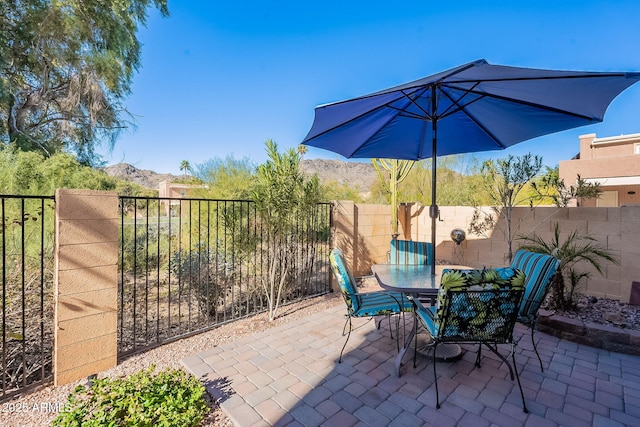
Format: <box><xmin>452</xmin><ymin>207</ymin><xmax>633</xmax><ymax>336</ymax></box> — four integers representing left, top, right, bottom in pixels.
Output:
<box><xmin>103</xmin><ymin>159</ymin><xmax>378</xmax><ymax>192</ymax></box>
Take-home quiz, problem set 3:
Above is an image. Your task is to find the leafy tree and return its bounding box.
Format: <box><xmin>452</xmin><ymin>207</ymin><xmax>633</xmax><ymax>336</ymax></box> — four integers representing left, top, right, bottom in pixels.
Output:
<box><xmin>368</xmin><ymin>155</ymin><xmax>486</xmax><ymax>207</ymax></box>
<box><xmin>531</xmin><ymin>166</ymin><xmax>602</xmax><ymax>207</ymax></box>
<box><xmin>113</xmin><ymin>180</ymin><xmax>157</xmax><ymax>198</ymax></box>
<box><xmin>321</xmin><ymin>180</ymin><xmax>365</xmax><ymax>203</ymax></box>
<box><xmin>517</xmin><ymin>222</ymin><xmax>618</xmax><ymax>310</ymax></box>
<box><xmin>406</xmin><ymin>155</ymin><xmax>485</xmax><ymax>206</ymax></box>
<box><xmin>469</xmin><ymin>153</ymin><xmax>543</xmax><ymax>263</ymax></box>
<box><xmin>0</xmin><ymin>148</ymin><xmax>117</xmax><ymax>194</ymax></box>
<box><xmin>193</xmin><ymin>155</ymin><xmax>256</xmax><ymax>199</ymax></box>
<box><xmin>253</xmin><ymin>140</ymin><xmax>321</xmax><ymax>321</ymax></box>
<box><xmin>0</xmin><ymin>0</ymin><xmax>169</xmax><ymax>165</ymax></box>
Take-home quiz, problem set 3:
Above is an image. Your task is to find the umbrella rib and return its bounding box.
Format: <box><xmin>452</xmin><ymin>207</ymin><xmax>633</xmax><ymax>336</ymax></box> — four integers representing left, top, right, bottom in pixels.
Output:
<box><xmin>436</xmin><ymin>82</ymin><xmax>482</xmax><ymax>118</ymax></box>
<box><xmin>440</xmin><ymin>83</ymin><xmax>601</xmax><ymax>121</ymax></box>
<box><xmin>336</xmin><ymin>93</ymin><xmax>425</xmax><ymax>157</ymax></box>
<box><xmin>396</xmin><ymin>87</ymin><xmax>433</xmax><ymax>120</ymax></box>
<box><xmin>303</xmin><ymin>93</ymin><xmax>410</xmax><ymax>146</ymax></box>
<box><xmin>438</xmin><ymin>88</ymin><xmax>507</xmax><ymax>148</ymax></box>
<box><xmin>448</xmin><ymin>72</ymin><xmax>633</xmax><ymax>84</ymax></box>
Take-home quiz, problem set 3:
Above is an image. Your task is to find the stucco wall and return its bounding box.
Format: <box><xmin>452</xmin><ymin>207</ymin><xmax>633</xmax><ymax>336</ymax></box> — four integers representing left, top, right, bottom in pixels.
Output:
<box><xmin>559</xmin><ymin>133</ymin><xmax>640</xmax><ymax>207</ymax></box>
<box><xmin>333</xmin><ymin>202</ymin><xmax>639</xmax><ymax>303</ymax></box>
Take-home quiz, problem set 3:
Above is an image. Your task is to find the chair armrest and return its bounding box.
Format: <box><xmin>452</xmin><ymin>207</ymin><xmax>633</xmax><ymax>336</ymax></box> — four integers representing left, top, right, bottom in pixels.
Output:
<box><xmin>410</xmin><ymin>297</ymin><xmax>437</xmax><ymax>334</ymax></box>
<box><xmin>352</xmin><ymin>291</ymin><xmax>413</xmax><ymax>314</ymax></box>
<box><xmin>406</xmin><ymin>294</ymin><xmax>425</xmax><ymax>309</ymax></box>
<box><xmin>407</xmin><ymin>295</ymin><xmax>435</xmax><ymax>318</ymax></box>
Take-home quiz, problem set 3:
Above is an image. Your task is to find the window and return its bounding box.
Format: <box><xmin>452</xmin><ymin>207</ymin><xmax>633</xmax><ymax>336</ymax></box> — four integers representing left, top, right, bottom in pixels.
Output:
<box><xmin>635</xmin><ymin>143</ymin><xmax>640</xmax><ymax>154</ymax></box>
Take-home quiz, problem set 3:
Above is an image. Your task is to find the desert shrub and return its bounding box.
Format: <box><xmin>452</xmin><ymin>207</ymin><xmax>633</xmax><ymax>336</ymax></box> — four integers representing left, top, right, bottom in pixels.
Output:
<box><xmin>53</xmin><ymin>366</ymin><xmax>208</xmax><ymax>427</ymax></box>
<box><xmin>170</xmin><ymin>246</ymin><xmax>229</xmax><ymax>318</ymax></box>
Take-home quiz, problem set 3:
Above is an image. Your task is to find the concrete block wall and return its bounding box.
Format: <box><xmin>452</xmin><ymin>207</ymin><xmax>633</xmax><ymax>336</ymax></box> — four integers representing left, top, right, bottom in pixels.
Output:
<box><xmin>333</xmin><ymin>201</ymin><xmax>640</xmax><ymax>303</ymax></box>
<box><xmin>331</xmin><ymin>201</ymin><xmax>391</xmax><ymax>290</ymax></box>
<box><xmin>53</xmin><ymin>189</ymin><xmax>119</xmax><ymax>385</ymax></box>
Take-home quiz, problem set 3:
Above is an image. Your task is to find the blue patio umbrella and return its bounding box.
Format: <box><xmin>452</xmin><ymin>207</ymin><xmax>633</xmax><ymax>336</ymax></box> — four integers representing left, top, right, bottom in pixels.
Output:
<box><xmin>302</xmin><ymin>59</ymin><xmax>640</xmax><ymax>274</ymax></box>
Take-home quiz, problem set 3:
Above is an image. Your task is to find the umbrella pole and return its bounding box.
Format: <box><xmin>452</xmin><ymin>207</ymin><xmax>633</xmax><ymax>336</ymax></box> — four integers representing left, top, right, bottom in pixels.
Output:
<box><xmin>429</xmin><ymin>95</ymin><xmax>438</xmax><ymax>276</ymax></box>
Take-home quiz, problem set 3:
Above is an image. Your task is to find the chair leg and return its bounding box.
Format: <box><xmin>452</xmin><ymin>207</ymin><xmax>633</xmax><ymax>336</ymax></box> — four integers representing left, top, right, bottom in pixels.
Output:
<box><xmin>413</xmin><ymin>314</ymin><xmax>418</xmax><ymax>368</ymax></box>
<box><xmin>511</xmin><ymin>345</ymin><xmax>529</xmax><ymax>413</ymax></box>
<box><xmin>339</xmin><ymin>316</ymin><xmax>352</xmax><ymax>363</ymax></box>
<box><xmin>530</xmin><ymin>322</ymin><xmax>544</xmax><ymax>372</ymax></box>
<box><xmin>483</xmin><ymin>343</ymin><xmax>515</xmax><ymax>380</ymax></box>
<box><xmin>376</xmin><ymin>315</ymin><xmax>391</xmax><ymax>336</ymax></box>
<box><xmin>377</xmin><ymin>315</ymin><xmax>398</xmax><ymax>341</ymax></box>
<box><xmin>433</xmin><ymin>342</ymin><xmax>440</xmax><ymax>409</ymax></box>
<box><xmin>376</xmin><ymin>314</ymin><xmax>403</xmax><ymax>353</ymax></box>
<box><xmin>474</xmin><ymin>343</ymin><xmax>482</xmax><ymax>368</ymax></box>
<box><xmin>395</xmin><ymin>313</ymin><xmax>402</xmax><ymax>352</ymax></box>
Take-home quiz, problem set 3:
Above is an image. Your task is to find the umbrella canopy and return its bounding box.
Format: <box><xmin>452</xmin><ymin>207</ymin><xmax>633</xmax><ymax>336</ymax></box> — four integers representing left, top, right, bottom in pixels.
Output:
<box><xmin>302</xmin><ymin>59</ymin><xmax>640</xmax><ymax>273</ymax></box>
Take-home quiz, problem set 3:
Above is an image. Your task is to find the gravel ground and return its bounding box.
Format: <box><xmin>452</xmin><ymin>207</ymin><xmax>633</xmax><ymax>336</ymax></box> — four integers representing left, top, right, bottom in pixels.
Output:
<box><xmin>0</xmin><ymin>293</ymin><xmax>342</xmax><ymax>427</ymax></box>
<box><xmin>545</xmin><ymin>294</ymin><xmax>640</xmax><ymax>330</ymax></box>
<box><xmin>2</xmin><ymin>280</ymin><xmax>639</xmax><ymax>427</ymax></box>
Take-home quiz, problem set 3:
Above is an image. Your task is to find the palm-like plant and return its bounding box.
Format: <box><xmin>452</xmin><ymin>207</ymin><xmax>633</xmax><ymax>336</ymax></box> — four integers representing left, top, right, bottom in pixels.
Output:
<box><xmin>179</xmin><ymin>160</ymin><xmax>191</xmax><ymax>177</ymax></box>
<box><xmin>517</xmin><ymin>222</ymin><xmax>618</xmax><ymax>310</ymax></box>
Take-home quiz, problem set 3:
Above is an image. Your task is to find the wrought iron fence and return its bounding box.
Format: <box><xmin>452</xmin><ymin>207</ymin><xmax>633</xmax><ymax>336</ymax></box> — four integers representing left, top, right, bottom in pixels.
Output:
<box><xmin>118</xmin><ymin>197</ymin><xmax>332</xmax><ymax>356</ymax></box>
<box><xmin>0</xmin><ymin>195</ymin><xmax>55</xmax><ymax>401</ymax></box>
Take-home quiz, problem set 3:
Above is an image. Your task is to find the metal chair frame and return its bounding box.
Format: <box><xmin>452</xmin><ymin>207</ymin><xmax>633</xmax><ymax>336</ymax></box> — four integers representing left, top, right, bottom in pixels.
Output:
<box><xmin>330</xmin><ymin>248</ymin><xmax>413</xmax><ymax>362</ymax></box>
<box><xmin>413</xmin><ymin>287</ymin><xmax>529</xmax><ymax>413</ymax></box>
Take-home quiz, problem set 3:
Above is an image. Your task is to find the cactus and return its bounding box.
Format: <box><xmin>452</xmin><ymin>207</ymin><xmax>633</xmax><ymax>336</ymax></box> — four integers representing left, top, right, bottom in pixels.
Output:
<box><xmin>372</xmin><ymin>158</ymin><xmax>415</xmax><ymax>237</ymax></box>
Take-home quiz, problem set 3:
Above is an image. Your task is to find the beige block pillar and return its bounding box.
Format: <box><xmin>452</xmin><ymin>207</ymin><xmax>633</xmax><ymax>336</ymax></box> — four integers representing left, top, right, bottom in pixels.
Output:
<box><xmin>54</xmin><ymin>189</ymin><xmax>119</xmax><ymax>385</ymax></box>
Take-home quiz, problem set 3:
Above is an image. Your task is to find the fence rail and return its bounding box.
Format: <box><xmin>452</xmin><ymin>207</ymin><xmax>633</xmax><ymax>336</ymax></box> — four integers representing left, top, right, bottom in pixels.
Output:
<box><xmin>118</xmin><ymin>197</ymin><xmax>333</xmax><ymax>356</ymax></box>
<box><xmin>0</xmin><ymin>195</ymin><xmax>55</xmax><ymax>401</ymax></box>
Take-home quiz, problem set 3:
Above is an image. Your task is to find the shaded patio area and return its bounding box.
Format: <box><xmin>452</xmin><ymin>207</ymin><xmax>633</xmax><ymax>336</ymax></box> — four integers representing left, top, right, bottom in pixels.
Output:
<box><xmin>181</xmin><ymin>304</ymin><xmax>640</xmax><ymax>426</ymax></box>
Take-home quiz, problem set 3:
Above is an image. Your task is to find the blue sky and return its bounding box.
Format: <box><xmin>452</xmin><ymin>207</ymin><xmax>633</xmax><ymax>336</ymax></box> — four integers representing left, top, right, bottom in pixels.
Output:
<box><xmin>101</xmin><ymin>0</ymin><xmax>640</xmax><ymax>175</ymax></box>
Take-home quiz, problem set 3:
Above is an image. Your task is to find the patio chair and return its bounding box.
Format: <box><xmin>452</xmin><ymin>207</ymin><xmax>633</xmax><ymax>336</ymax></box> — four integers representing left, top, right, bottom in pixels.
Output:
<box><xmin>329</xmin><ymin>248</ymin><xmax>414</xmax><ymax>362</ymax></box>
<box><xmin>510</xmin><ymin>249</ymin><xmax>561</xmax><ymax>371</ymax></box>
<box><xmin>389</xmin><ymin>239</ymin><xmax>433</xmax><ymax>265</ymax></box>
<box><xmin>412</xmin><ymin>267</ymin><xmax>529</xmax><ymax>412</ymax></box>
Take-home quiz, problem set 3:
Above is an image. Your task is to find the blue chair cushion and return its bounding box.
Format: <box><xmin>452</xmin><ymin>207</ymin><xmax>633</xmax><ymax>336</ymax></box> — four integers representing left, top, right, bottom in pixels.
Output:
<box><xmin>510</xmin><ymin>250</ymin><xmax>560</xmax><ymax>323</ymax></box>
<box><xmin>330</xmin><ymin>248</ymin><xmax>413</xmax><ymax>316</ymax></box>
<box><xmin>390</xmin><ymin>240</ymin><xmax>432</xmax><ymax>265</ymax></box>
<box><xmin>354</xmin><ymin>291</ymin><xmax>414</xmax><ymax>316</ymax></box>
<box><xmin>330</xmin><ymin>248</ymin><xmax>360</xmax><ymax>312</ymax></box>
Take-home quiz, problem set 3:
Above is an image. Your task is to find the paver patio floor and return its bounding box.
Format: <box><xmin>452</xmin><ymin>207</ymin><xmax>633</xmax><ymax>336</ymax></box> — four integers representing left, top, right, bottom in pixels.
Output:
<box><xmin>181</xmin><ymin>304</ymin><xmax>640</xmax><ymax>426</ymax></box>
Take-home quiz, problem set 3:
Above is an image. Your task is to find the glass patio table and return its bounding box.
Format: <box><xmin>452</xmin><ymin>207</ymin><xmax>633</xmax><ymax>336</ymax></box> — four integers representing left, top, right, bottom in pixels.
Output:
<box><xmin>372</xmin><ymin>263</ymin><xmax>470</xmax><ymax>377</ymax></box>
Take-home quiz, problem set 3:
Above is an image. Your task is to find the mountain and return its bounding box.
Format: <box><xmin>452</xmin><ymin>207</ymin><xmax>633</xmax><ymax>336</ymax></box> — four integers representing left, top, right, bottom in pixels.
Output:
<box><xmin>102</xmin><ymin>163</ymin><xmax>179</xmax><ymax>189</ymax></box>
<box><xmin>301</xmin><ymin>159</ymin><xmax>377</xmax><ymax>190</ymax></box>
<box><xmin>103</xmin><ymin>159</ymin><xmax>379</xmax><ymax>192</ymax></box>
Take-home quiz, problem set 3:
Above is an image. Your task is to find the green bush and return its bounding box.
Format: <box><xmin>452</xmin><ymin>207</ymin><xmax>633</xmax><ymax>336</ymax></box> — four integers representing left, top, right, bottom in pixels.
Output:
<box><xmin>52</xmin><ymin>366</ymin><xmax>209</xmax><ymax>427</ymax></box>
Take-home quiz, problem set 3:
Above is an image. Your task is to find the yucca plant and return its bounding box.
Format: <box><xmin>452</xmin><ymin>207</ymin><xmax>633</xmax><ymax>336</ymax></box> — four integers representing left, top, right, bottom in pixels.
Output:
<box><xmin>517</xmin><ymin>222</ymin><xmax>618</xmax><ymax>310</ymax></box>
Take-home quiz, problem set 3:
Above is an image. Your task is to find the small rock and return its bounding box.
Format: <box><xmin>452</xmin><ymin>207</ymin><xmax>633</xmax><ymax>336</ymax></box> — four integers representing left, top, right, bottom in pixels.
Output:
<box><xmin>589</xmin><ymin>296</ymin><xmax>598</xmax><ymax>304</ymax></box>
<box><xmin>603</xmin><ymin>312</ymin><xmax>626</xmax><ymax>326</ymax></box>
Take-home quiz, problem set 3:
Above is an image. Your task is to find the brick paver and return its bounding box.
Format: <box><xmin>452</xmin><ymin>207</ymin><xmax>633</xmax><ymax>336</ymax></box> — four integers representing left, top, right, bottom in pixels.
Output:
<box><xmin>181</xmin><ymin>304</ymin><xmax>640</xmax><ymax>426</ymax></box>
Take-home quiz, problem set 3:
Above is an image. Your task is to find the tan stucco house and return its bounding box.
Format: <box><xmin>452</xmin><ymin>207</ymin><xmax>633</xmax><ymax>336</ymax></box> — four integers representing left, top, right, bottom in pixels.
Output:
<box><xmin>158</xmin><ymin>180</ymin><xmax>208</xmax><ymax>215</ymax></box>
<box><xmin>559</xmin><ymin>133</ymin><xmax>640</xmax><ymax>207</ymax></box>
